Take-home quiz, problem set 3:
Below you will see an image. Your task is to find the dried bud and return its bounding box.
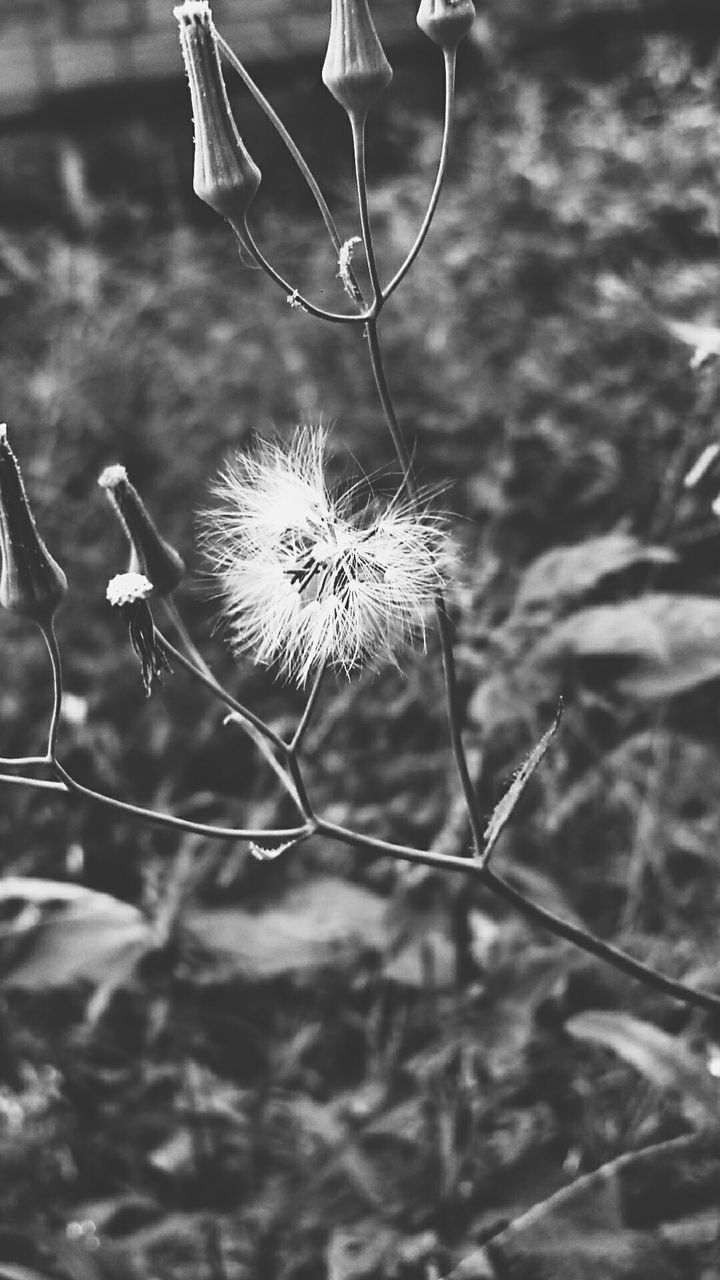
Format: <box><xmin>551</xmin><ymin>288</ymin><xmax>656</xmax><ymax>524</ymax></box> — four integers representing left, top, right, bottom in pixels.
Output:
<box><xmin>322</xmin><ymin>0</ymin><xmax>393</xmax><ymax>121</ymax></box>
<box><xmin>98</xmin><ymin>465</ymin><xmax>185</xmax><ymax>598</ymax></box>
<box><xmin>0</xmin><ymin>425</ymin><xmax>67</xmax><ymax>625</ymax></box>
<box><xmin>416</xmin><ymin>0</ymin><xmax>475</xmax><ymax>50</ymax></box>
<box><xmin>107</xmin><ymin>572</ymin><xmax>172</xmax><ymax>696</ymax></box>
<box><xmin>175</xmin><ymin>0</ymin><xmax>261</xmax><ymax>225</ymax></box>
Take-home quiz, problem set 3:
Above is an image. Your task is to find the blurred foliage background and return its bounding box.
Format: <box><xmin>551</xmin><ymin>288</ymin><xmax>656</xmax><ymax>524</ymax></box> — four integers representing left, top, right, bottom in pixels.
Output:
<box><xmin>1</xmin><ymin>4</ymin><xmax>720</xmax><ymax>1279</ymax></box>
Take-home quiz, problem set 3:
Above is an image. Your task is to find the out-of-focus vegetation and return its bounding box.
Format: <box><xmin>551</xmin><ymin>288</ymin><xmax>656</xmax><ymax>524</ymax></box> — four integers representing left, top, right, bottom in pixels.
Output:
<box><xmin>1</xmin><ymin>13</ymin><xmax>720</xmax><ymax>1280</ymax></box>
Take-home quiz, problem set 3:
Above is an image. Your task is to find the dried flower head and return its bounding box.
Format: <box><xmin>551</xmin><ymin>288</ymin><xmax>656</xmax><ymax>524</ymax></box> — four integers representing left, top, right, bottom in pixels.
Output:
<box><xmin>106</xmin><ymin>572</ymin><xmax>172</xmax><ymax>696</ymax></box>
<box><xmin>0</xmin><ymin>425</ymin><xmax>67</xmax><ymax>626</ymax></box>
<box><xmin>205</xmin><ymin>429</ymin><xmax>445</xmax><ymax>685</ymax></box>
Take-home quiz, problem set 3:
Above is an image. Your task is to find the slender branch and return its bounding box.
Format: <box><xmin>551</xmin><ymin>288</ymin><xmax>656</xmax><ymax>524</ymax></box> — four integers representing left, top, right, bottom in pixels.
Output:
<box><xmin>0</xmin><ymin>755</ymin><xmax>49</xmax><ymax>768</ymax></box>
<box><xmin>364</xmin><ymin>319</ymin><xmax>485</xmax><ymax>855</ymax></box>
<box><xmin>215</xmin><ymin>33</ymin><xmax>365</xmax><ymax>312</ymax></box>
<box><xmin>40</xmin><ymin>620</ymin><xmax>63</xmax><ymax>761</ymax></box>
<box><xmin>239</xmin><ymin>220</ymin><xmax>372</xmax><ymax>326</ymax></box>
<box><xmin>316</xmin><ymin>816</ymin><xmax>720</xmax><ymax>1016</ymax></box>
<box><xmin>160</xmin><ymin>599</ymin><xmax>302</xmax><ymax>807</ymax></box>
<box><xmin>290</xmin><ymin>666</ymin><xmax>326</xmax><ymax>754</ymax></box>
<box><xmin>53</xmin><ymin>759</ymin><xmax>310</xmax><ymax>844</ymax></box>
<box><xmin>0</xmin><ymin>772</ymin><xmax>66</xmax><ymax>792</ymax></box>
<box><xmin>156</xmin><ymin>631</ymin><xmax>285</xmax><ymax>753</ymax></box>
<box><xmin>351</xmin><ymin>112</ymin><xmax>382</xmax><ymax>310</ymax></box>
<box><xmin>383</xmin><ymin>50</ymin><xmax>456</xmax><ymax>302</ymax></box>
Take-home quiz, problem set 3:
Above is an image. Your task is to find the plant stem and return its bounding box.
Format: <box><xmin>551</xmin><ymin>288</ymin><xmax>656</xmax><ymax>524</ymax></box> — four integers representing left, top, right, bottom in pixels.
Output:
<box><xmin>364</xmin><ymin>319</ymin><xmax>485</xmax><ymax>856</ymax></box>
<box><xmin>351</xmin><ymin>112</ymin><xmax>382</xmax><ymax>310</ymax></box>
<box><xmin>383</xmin><ymin>50</ymin><xmax>456</xmax><ymax>301</ymax></box>
<box><xmin>40</xmin><ymin>620</ymin><xmax>63</xmax><ymax>762</ymax></box>
<box><xmin>290</xmin><ymin>666</ymin><xmax>326</xmax><ymax>753</ymax></box>
<box><xmin>156</xmin><ymin>631</ymin><xmax>285</xmax><ymax>753</ymax></box>
<box><xmin>0</xmin><ymin>772</ymin><xmax>66</xmax><ymax>792</ymax></box>
<box><xmin>53</xmin><ymin>758</ymin><xmax>310</xmax><ymax>844</ymax></box>
<box><xmin>316</xmin><ymin>816</ymin><xmax>720</xmax><ymax>1015</ymax></box>
<box><xmin>215</xmin><ymin>33</ymin><xmax>365</xmax><ymax>312</ymax></box>
<box><xmin>239</xmin><ymin>220</ymin><xmax>372</xmax><ymax>326</ymax></box>
<box><xmin>161</xmin><ymin>599</ymin><xmax>301</xmax><ymax>808</ymax></box>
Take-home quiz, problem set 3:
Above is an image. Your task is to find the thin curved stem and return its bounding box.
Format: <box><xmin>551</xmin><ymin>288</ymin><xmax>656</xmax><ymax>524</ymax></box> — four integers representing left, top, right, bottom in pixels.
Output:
<box><xmin>0</xmin><ymin>755</ymin><xmax>49</xmax><ymax>768</ymax></box>
<box><xmin>40</xmin><ymin>620</ymin><xmax>63</xmax><ymax>761</ymax></box>
<box><xmin>383</xmin><ymin>50</ymin><xmax>456</xmax><ymax>302</ymax></box>
<box><xmin>351</xmin><ymin>112</ymin><xmax>382</xmax><ymax>311</ymax></box>
<box><xmin>364</xmin><ymin>318</ymin><xmax>485</xmax><ymax>856</ymax></box>
<box><xmin>0</xmin><ymin>772</ymin><xmax>66</xmax><ymax>792</ymax></box>
<box><xmin>53</xmin><ymin>759</ymin><xmax>310</xmax><ymax>844</ymax></box>
<box><xmin>290</xmin><ymin>666</ymin><xmax>326</xmax><ymax>754</ymax></box>
<box><xmin>215</xmin><ymin>33</ymin><xmax>365</xmax><ymax>312</ymax></box>
<box><xmin>316</xmin><ymin>817</ymin><xmax>720</xmax><ymax>1016</ymax></box>
<box><xmin>156</xmin><ymin>631</ymin><xmax>286</xmax><ymax>754</ymax></box>
<box><xmin>160</xmin><ymin>600</ymin><xmax>302</xmax><ymax>808</ymax></box>
<box><xmin>239</xmin><ymin>220</ymin><xmax>372</xmax><ymax>326</ymax></box>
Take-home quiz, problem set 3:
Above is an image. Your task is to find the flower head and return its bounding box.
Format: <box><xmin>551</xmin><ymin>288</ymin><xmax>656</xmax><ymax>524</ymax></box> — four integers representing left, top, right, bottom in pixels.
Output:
<box><xmin>205</xmin><ymin>429</ymin><xmax>444</xmax><ymax>685</ymax></box>
<box><xmin>106</xmin><ymin>572</ymin><xmax>172</xmax><ymax>696</ymax></box>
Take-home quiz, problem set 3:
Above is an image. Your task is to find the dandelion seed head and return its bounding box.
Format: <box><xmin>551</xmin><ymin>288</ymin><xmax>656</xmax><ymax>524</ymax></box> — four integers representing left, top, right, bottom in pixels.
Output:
<box><xmin>204</xmin><ymin>428</ymin><xmax>445</xmax><ymax>685</ymax></box>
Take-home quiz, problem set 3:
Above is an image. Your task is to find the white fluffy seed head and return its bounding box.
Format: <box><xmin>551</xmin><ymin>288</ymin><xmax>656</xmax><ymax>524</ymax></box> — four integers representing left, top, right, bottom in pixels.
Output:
<box><xmin>204</xmin><ymin>428</ymin><xmax>446</xmax><ymax>685</ymax></box>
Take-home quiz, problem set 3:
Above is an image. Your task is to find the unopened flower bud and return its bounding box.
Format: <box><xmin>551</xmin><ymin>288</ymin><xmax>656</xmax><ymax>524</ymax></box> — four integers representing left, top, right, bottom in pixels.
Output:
<box><xmin>175</xmin><ymin>0</ymin><xmax>261</xmax><ymax>226</ymax></box>
<box><xmin>322</xmin><ymin>0</ymin><xmax>393</xmax><ymax>121</ymax></box>
<box><xmin>107</xmin><ymin>572</ymin><xmax>172</xmax><ymax>696</ymax></box>
<box><xmin>98</xmin><ymin>465</ymin><xmax>185</xmax><ymax>598</ymax></box>
<box><xmin>416</xmin><ymin>0</ymin><xmax>475</xmax><ymax>50</ymax></box>
<box><xmin>0</xmin><ymin>425</ymin><xmax>67</xmax><ymax>625</ymax></box>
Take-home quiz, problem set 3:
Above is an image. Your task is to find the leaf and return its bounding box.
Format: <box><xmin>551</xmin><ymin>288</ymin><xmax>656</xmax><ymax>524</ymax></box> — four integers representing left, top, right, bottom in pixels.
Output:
<box><xmin>448</xmin><ymin>1131</ymin><xmax>720</xmax><ymax>1280</ymax></box>
<box><xmin>513</xmin><ymin>533</ymin><xmax>675</xmax><ymax>613</ymax></box>
<box><xmin>482</xmin><ymin>705</ymin><xmax>561</xmax><ymax>860</ymax></box>
<box><xmin>534</xmin><ymin>594</ymin><xmax>720</xmax><ymax>699</ymax></box>
<box><xmin>0</xmin><ymin>878</ymin><xmax>153</xmax><ymax>991</ymax></box>
<box><xmin>185</xmin><ymin>875</ymin><xmax>387</xmax><ymax>979</ymax></box>
<box><xmin>565</xmin><ymin>1010</ymin><xmax>720</xmax><ymax>1125</ymax></box>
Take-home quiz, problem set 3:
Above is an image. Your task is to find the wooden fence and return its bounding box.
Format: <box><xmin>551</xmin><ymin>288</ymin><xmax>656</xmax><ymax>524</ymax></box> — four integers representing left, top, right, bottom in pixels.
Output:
<box><xmin>0</xmin><ymin>0</ymin><xmax>415</xmax><ymax>119</ymax></box>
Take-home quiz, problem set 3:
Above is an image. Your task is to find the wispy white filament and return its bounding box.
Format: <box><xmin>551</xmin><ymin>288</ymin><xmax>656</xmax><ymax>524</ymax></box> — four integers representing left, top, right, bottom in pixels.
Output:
<box><xmin>205</xmin><ymin>428</ymin><xmax>445</xmax><ymax>685</ymax></box>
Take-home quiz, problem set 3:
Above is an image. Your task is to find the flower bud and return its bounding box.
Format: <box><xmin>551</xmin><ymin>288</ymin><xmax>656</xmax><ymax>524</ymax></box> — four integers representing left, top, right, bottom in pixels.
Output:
<box><xmin>322</xmin><ymin>0</ymin><xmax>393</xmax><ymax>121</ymax></box>
<box><xmin>0</xmin><ymin>425</ymin><xmax>67</xmax><ymax>625</ymax></box>
<box><xmin>98</xmin><ymin>465</ymin><xmax>185</xmax><ymax>598</ymax></box>
<box><xmin>416</xmin><ymin>0</ymin><xmax>475</xmax><ymax>50</ymax></box>
<box><xmin>174</xmin><ymin>0</ymin><xmax>261</xmax><ymax>225</ymax></box>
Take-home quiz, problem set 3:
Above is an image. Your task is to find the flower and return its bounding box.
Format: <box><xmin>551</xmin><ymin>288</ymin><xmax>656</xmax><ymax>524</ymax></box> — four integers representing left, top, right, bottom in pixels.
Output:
<box><xmin>205</xmin><ymin>429</ymin><xmax>444</xmax><ymax>685</ymax></box>
<box><xmin>106</xmin><ymin>572</ymin><xmax>172</xmax><ymax>696</ymax></box>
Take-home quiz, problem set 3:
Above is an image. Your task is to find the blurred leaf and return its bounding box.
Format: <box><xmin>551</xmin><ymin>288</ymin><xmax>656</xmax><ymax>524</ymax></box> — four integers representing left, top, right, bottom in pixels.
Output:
<box><xmin>566</xmin><ymin>1010</ymin><xmax>720</xmax><ymax>1124</ymax></box>
<box><xmin>534</xmin><ymin>594</ymin><xmax>720</xmax><ymax>698</ymax></box>
<box><xmin>185</xmin><ymin>875</ymin><xmax>387</xmax><ymax>979</ymax></box>
<box><xmin>0</xmin><ymin>1268</ymin><xmax>53</xmax><ymax>1280</ymax></box>
<box><xmin>662</xmin><ymin>317</ymin><xmax>720</xmax><ymax>367</ymax></box>
<box><xmin>514</xmin><ymin>534</ymin><xmax>674</xmax><ymax>613</ymax></box>
<box><xmin>0</xmin><ymin>878</ymin><xmax>153</xmax><ymax>991</ymax></box>
<box><xmin>482</xmin><ymin>706</ymin><xmax>561</xmax><ymax>859</ymax></box>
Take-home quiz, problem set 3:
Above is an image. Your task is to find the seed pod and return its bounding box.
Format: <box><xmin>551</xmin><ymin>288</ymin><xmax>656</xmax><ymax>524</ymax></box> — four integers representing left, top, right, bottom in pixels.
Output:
<box><xmin>0</xmin><ymin>425</ymin><xmax>67</xmax><ymax>625</ymax></box>
<box><xmin>322</xmin><ymin>0</ymin><xmax>393</xmax><ymax>121</ymax></box>
<box><xmin>98</xmin><ymin>465</ymin><xmax>185</xmax><ymax>598</ymax></box>
<box><xmin>175</xmin><ymin>0</ymin><xmax>261</xmax><ymax>225</ymax></box>
<box><xmin>416</xmin><ymin>0</ymin><xmax>475</xmax><ymax>51</ymax></box>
